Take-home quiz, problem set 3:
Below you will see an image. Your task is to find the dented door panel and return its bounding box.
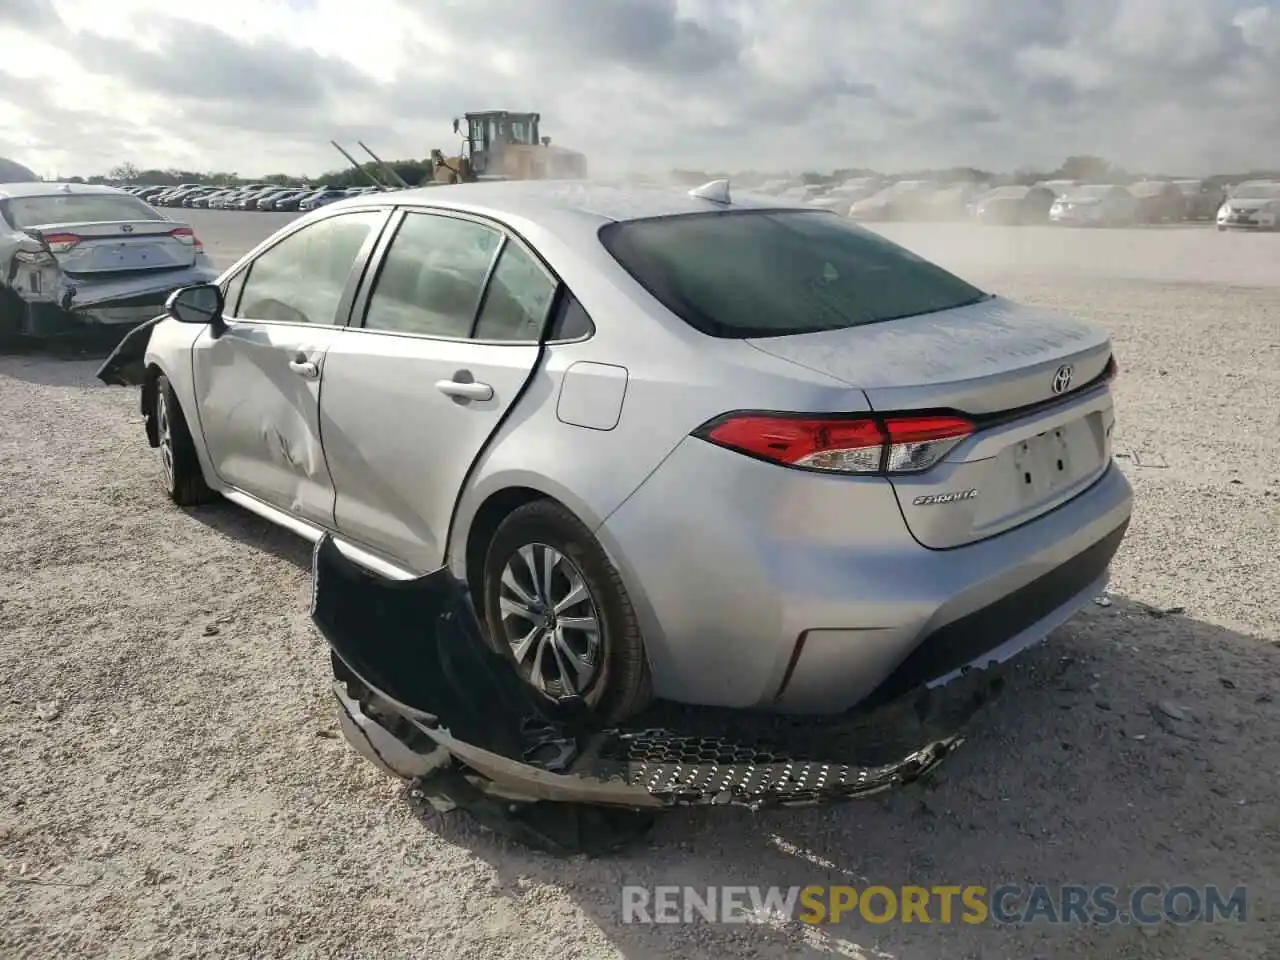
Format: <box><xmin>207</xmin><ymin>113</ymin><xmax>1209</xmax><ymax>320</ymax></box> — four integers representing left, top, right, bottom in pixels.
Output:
<box><xmin>191</xmin><ymin>322</ymin><xmax>346</xmax><ymax>525</ymax></box>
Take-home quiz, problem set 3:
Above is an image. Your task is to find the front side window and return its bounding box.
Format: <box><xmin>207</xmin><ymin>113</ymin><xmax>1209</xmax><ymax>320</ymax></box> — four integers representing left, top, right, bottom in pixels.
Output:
<box><xmin>599</xmin><ymin>210</ymin><xmax>988</xmax><ymax>339</ymax></box>
<box><xmin>473</xmin><ymin>241</ymin><xmax>557</xmax><ymax>341</ymax></box>
<box><xmin>236</xmin><ymin>210</ymin><xmax>383</xmax><ymax>325</ymax></box>
<box><xmin>363</xmin><ymin>212</ymin><xmax>501</xmax><ymax>338</ymax></box>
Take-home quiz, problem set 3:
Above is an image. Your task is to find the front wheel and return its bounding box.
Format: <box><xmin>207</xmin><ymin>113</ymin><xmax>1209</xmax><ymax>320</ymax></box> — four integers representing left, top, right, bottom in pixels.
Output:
<box><xmin>154</xmin><ymin>374</ymin><xmax>218</xmax><ymax>506</ymax></box>
<box><xmin>482</xmin><ymin>499</ymin><xmax>652</xmax><ymax>723</ymax></box>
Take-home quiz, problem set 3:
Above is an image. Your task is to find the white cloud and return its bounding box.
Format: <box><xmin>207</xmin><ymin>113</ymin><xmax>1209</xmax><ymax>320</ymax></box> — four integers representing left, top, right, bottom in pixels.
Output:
<box><xmin>0</xmin><ymin>0</ymin><xmax>1277</xmax><ymax>179</ymax></box>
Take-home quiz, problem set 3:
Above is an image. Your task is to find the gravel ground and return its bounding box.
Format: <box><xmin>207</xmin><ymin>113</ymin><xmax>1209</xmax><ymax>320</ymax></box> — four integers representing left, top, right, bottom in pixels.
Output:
<box><xmin>2</xmin><ymin>211</ymin><xmax>1279</xmax><ymax>960</ymax></box>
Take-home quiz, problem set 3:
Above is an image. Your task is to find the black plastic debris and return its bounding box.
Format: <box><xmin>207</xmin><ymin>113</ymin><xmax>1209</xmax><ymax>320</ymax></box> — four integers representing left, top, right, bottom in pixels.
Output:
<box><xmin>309</xmin><ymin>533</ymin><xmax>966</xmax><ymax>855</ymax></box>
<box><xmin>96</xmin><ymin>314</ymin><xmax>163</xmax><ymax>386</ymax></box>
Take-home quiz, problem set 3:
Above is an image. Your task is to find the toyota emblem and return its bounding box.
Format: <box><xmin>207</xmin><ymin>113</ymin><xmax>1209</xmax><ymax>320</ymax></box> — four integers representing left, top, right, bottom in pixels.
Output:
<box><xmin>1051</xmin><ymin>364</ymin><xmax>1074</xmax><ymax>395</ymax></box>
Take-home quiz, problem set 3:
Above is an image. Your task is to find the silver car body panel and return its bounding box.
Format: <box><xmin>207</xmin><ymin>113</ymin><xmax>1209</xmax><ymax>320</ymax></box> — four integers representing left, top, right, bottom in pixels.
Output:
<box><xmin>139</xmin><ymin>180</ymin><xmax>1133</xmax><ymax>714</ymax></box>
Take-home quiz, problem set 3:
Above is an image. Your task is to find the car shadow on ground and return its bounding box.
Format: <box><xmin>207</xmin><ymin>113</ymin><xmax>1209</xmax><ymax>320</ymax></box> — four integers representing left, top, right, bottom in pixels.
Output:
<box><xmin>392</xmin><ymin>597</ymin><xmax>1278</xmax><ymax>959</ymax></box>
<box><xmin>0</xmin><ymin>333</ymin><xmax>125</xmax><ymax>387</ymax></box>
<box><xmin>186</xmin><ymin>498</ymin><xmax>314</xmax><ymax>572</ymax></box>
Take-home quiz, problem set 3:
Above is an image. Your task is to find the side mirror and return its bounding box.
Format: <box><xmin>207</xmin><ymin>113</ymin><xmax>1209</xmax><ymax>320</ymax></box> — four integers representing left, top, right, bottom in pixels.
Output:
<box><xmin>452</xmin><ymin>117</ymin><xmax>460</xmax><ymax>134</ymax></box>
<box><xmin>166</xmin><ymin>283</ymin><xmax>225</xmax><ymax>330</ymax></box>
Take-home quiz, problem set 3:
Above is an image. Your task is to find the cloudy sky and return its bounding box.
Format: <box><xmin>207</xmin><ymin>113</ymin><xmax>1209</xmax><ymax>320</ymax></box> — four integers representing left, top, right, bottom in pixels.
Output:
<box><xmin>1</xmin><ymin>0</ymin><xmax>1278</xmax><ymax>179</ymax></box>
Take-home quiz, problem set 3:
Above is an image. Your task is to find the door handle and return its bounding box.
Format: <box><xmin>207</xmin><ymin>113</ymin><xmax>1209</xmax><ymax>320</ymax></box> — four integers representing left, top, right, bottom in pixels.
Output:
<box><xmin>288</xmin><ymin>359</ymin><xmax>319</xmax><ymax>378</ymax></box>
<box><xmin>435</xmin><ymin>377</ymin><xmax>493</xmax><ymax>401</ymax></box>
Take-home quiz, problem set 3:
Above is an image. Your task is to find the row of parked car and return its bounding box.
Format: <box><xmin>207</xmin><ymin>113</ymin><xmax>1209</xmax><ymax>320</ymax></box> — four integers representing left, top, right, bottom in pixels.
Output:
<box><xmin>754</xmin><ymin>176</ymin><xmax>1278</xmax><ymax>229</ymax></box>
<box><xmin>120</xmin><ymin>182</ymin><xmax>387</xmax><ymax>213</ymax></box>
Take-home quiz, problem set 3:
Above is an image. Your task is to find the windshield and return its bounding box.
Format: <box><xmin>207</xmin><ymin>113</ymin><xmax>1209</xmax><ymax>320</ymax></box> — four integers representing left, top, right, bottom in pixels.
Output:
<box><xmin>0</xmin><ymin>193</ymin><xmax>166</xmax><ymax>229</ymax></box>
<box><xmin>1232</xmin><ymin>182</ymin><xmax>1280</xmax><ymax>200</ymax></box>
<box><xmin>599</xmin><ymin>209</ymin><xmax>989</xmax><ymax>339</ymax></box>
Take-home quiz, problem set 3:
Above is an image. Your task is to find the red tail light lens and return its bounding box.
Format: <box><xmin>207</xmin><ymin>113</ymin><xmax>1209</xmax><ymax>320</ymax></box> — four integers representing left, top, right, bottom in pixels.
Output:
<box><xmin>697</xmin><ymin>412</ymin><xmax>974</xmax><ymax>475</ymax></box>
<box><xmin>39</xmin><ymin>232</ymin><xmax>81</xmax><ymax>253</ymax></box>
<box><xmin>1104</xmin><ymin>355</ymin><xmax>1119</xmax><ymax>381</ymax></box>
<box><xmin>169</xmin><ymin>226</ymin><xmax>204</xmax><ymax>253</ymax></box>
<box><xmin>702</xmin><ymin>415</ymin><xmax>887</xmax><ymax>472</ymax></box>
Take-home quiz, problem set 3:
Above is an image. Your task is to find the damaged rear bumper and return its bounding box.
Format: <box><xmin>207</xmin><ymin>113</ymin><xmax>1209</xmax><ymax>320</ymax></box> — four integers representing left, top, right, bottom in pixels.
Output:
<box><xmin>5</xmin><ymin>263</ymin><xmax>217</xmax><ymax>338</ymax></box>
<box><xmin>333</xmin><ymin>678</ymin><xmax>960</xmax><ymax>811</ymax></box>
<box><xmin>310</xmin><ymin>532</ymin><xmax>964</xmax><ymax>842</ymax></box>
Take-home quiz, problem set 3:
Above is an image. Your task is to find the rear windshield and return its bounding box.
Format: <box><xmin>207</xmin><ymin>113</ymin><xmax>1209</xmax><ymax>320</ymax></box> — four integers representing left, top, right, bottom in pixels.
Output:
<box><xmin>599</xmin><ymin>209</ymin><xmax>989</xmax><ymax>338</ymax></box>
<box><xmin>1</xmin><ymin>193</ymin><xmax>165</xmax><ymax>229</ymax></box>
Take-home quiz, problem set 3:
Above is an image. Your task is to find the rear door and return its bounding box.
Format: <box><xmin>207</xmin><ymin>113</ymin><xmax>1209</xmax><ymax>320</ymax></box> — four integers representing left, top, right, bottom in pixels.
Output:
<box><xmin>319</xmin><ymin>208</ymin><xmax>554</xmax><ymax>573</ymax></box>
<box><xmin>190</xmin><ymin>208</ymin><xmax>389</xmax><ymax>524</ymax></box>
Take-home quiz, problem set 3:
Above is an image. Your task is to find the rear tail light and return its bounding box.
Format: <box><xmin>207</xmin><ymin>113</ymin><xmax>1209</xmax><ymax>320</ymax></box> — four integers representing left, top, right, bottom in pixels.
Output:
<box><xmin>169</xmin><ymin>226</ymin><xmax>204</xmax><ymax>253</ymax></box>
<box><xmin>694</xmin><ymin>412</ymin><xmax>974</xmax><ymax>475</ymax></box>
<box><xmin>1104</xmin><ymin>354</ymin><xmax>1119</xmax><ymax>381</ymax></box>
<box><xmin>38</xmin><ymin>232</ymin><xmax>81</xmax><ymax>253</ymax></box>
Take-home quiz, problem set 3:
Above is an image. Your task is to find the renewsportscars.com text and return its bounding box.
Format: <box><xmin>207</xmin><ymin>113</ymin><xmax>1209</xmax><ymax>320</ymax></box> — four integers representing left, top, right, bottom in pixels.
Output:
<box><xmin>621</xmin><ymin>884</ymin><xmax>1248</xmax><ymax>927</ymax></box>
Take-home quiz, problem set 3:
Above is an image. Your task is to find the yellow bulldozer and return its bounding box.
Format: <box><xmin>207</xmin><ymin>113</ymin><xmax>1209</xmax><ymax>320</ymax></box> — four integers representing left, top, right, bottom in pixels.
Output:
<box><xmin>429</xmin><ymin>111</ymin><xmax>587</xmax><ymax>184</ymax></box>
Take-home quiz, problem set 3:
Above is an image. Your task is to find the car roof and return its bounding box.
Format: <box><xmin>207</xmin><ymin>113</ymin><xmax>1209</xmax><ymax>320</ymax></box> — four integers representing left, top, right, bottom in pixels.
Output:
<box><xmin>0</xmin><ymin>181</ymin><xmax>130</xmax><ymax>200</ymax></box>
<box><xmin>329</xmin><ymin>179</ymin><xmax>813</xmax><ymax>227</ymax></box>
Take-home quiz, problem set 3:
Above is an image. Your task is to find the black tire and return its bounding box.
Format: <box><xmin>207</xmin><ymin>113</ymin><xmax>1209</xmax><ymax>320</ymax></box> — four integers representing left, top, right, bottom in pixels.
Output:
<box><xmin>154</xmin><ymin>373</ymin><xmax>218</xmax><ymax>506</ymax></box>
<box><xmin>482</xmin><ymin>499</ymin><xmax>652</xmax><ymax>723</ymax></box>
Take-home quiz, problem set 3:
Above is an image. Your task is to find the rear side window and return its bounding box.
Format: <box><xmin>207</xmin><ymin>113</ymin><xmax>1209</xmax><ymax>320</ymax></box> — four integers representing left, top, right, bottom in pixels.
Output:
<box><xmin>0</xmin><ymin>194</ymin><xmax>166</xmax><ymax>228</ymax></box>
<box><xmin>599</xmin><ymin>210</ymin><xmax>988</xmax><ymax>338</ymax></box>
<box><xmin>363</xmin><ymin>212</ymin><xmax>501</xmax><ymax>338</ymax></box>
<box><xmin>473</xmin><ymin>241</ymin><xmax>557</xmax><ymax>341</ymax></box>
<box><xmin>546</xmin><ymin>292</ymin><xmax>594</xmax><ymax>341</ymax></box>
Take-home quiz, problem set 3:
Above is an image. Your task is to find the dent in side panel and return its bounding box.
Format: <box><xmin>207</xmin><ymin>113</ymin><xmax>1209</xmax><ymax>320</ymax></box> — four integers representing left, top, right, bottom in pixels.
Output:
<box><xmin>556</xmin><ymin>362</ymin><xmax>628</xmax><ymax>431</ymax></box>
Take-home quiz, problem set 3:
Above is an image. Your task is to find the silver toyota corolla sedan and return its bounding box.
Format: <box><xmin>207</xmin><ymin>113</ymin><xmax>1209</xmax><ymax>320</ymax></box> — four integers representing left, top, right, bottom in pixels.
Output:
<box><xmin>122</xmin><ymin>179</ymin><xmax>1132</xmax><ymax>722</ymax></box>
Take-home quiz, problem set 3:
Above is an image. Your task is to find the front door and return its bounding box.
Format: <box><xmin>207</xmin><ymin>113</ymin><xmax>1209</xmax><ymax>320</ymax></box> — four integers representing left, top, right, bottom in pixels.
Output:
<box><xmin>191</xmin><ymin>209</ymin><xmax>387</xmax><ymax>525</ymax></box>
<box><xmin>319</xmin><ymin>210</ymin><xmax>555</xmax><ymax>572</ymax></box>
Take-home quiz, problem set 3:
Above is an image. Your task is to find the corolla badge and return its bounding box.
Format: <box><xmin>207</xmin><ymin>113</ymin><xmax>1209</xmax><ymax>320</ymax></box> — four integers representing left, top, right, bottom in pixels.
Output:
<box><xmin>913</xmin><ymin>489</ymin><xmax>978</xmax><ymax>506</ymax></box>
<box><xmin>1051</xmin><ymin>363</ymin><xmax>1074</xmax><ymax>394</ymax></box>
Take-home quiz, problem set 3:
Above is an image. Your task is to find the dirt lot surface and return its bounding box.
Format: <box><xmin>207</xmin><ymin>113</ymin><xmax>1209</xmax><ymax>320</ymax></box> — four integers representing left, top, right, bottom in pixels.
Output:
<box><xmin>2</xmin><ymin>211</ymin><xmax>1279</xmax><ymax>959</ymax></box>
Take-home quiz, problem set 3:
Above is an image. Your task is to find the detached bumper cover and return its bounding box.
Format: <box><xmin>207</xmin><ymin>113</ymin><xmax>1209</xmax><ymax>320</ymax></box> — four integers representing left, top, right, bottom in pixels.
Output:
<box><xmin>95</xmin><ymin>314</ymin><xmax>164</xmax><ymax>386</ymax></box>
<box><xmin>310</xmin><ymin>534</ymin><xmax>963</xmax><ymax>851</ymax></box>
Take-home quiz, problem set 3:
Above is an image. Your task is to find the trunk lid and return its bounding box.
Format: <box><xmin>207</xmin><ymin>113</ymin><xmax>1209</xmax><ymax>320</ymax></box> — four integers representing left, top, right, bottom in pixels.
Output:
<box><xmin>747</xmin><ymin>296</ymin><xmax>1116</xmax><ymax>549</ymax></box>
<box><xmin>27</xmin><ymin>219</ymin><xmax>199</xmax><ymax>274</ymax></box>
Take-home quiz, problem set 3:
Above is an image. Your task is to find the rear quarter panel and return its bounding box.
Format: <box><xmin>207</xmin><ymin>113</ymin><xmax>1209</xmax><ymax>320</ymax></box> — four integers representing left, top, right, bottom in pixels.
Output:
<box><xmin>445</xmin><ymin>219</ymin><xmax>869</xmax><ymax>582</ymax></box>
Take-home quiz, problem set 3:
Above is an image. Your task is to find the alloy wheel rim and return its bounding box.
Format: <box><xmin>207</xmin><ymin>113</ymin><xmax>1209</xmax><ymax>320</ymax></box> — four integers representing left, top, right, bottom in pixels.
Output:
<box><xmin>156</xmin><ymin>392</ymin><xmax>174</xmax><ymax>488</ymax></box>
<box><xmin>498</xmin><ymin>542</ymin><xmax>603</xmax><ymax>699</ymax></box>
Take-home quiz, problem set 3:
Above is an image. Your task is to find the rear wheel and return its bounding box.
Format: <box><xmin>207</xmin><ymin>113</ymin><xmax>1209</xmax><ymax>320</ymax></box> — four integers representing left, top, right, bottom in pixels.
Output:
<box><xmin>482</xmin><ymin>499</ymin><xmax>652</xmax><ymax>723</ymax></box>
<box><xmin>154</xmin><ymin>373</ymin><xmax>218</xmax><ymax>506</ymax></box>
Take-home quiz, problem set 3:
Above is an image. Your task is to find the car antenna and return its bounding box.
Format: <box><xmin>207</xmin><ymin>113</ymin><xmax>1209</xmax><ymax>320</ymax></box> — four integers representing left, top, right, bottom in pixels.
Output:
<box><xmin>688</xmin><ymin>178</ymin><xmax>731</xmax><ymax>204</ymax></box>
<box><xmin>330</xmin><ymin>140</ymin><xmax>387</xmax><ymax>190</ymax></box>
